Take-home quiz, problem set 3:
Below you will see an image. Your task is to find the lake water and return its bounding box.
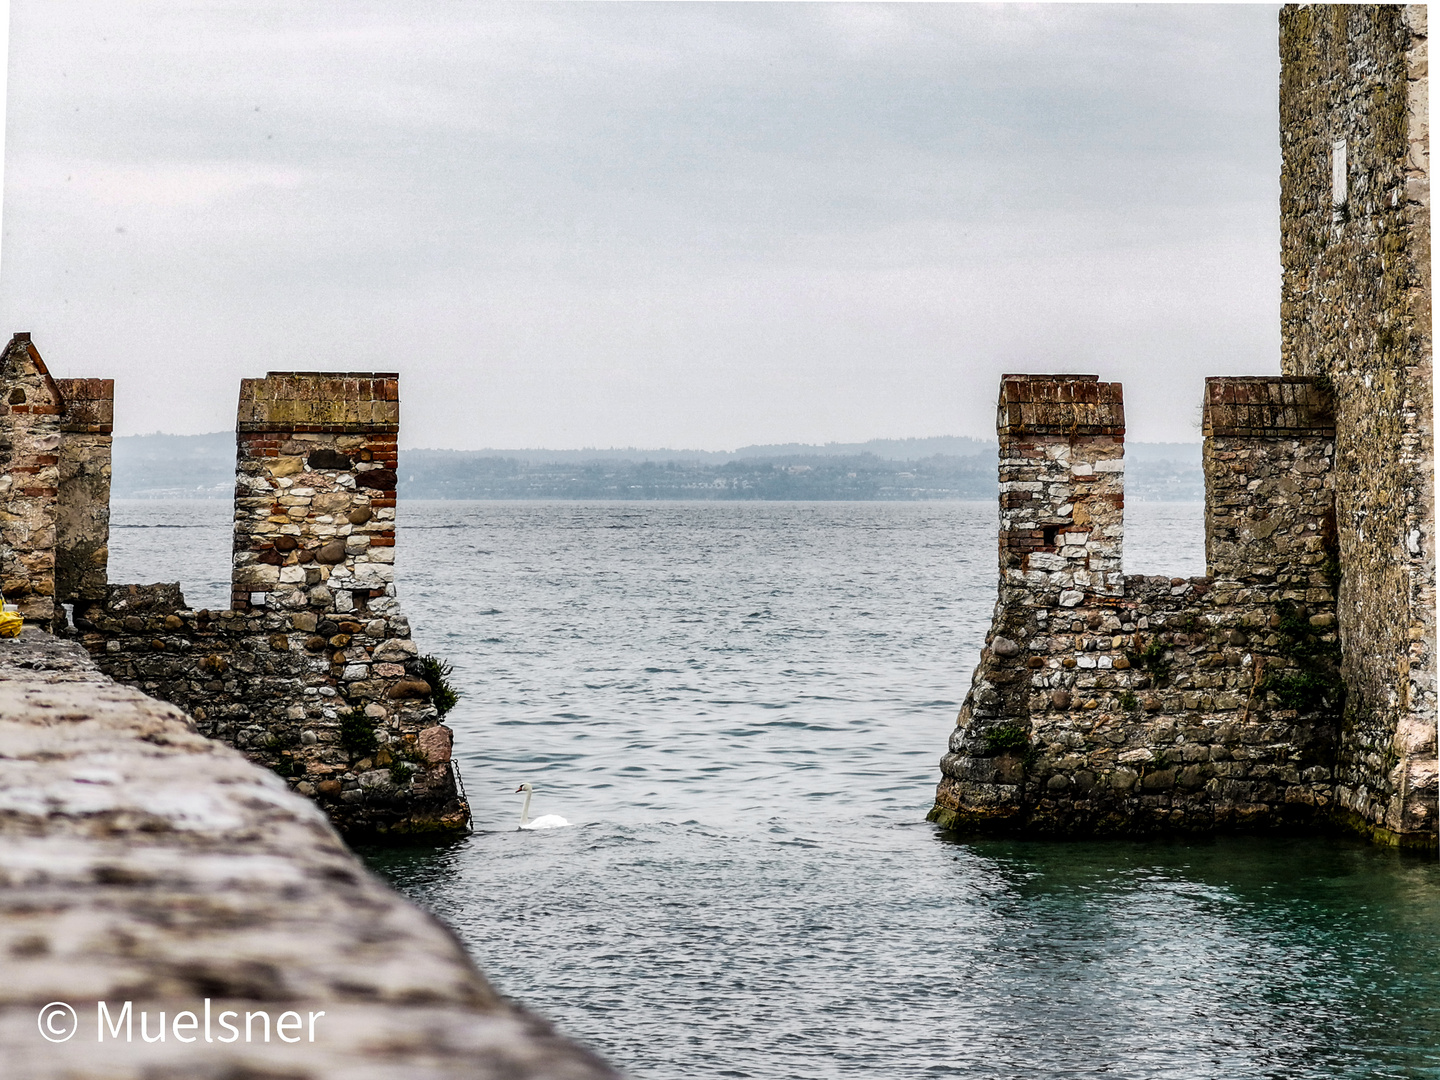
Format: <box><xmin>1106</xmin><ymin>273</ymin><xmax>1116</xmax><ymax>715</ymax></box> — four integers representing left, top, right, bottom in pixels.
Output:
<box><xmin>109</xmin><ymin>500</ymin><xmax>1440</xmax><ymax>1079</ymax></box>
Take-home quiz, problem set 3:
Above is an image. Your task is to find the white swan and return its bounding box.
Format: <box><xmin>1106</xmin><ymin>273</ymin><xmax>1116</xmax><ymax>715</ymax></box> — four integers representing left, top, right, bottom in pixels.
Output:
<box><xmin>515</xmin><ymin>783</ymin><xmax>571</xmax><ymax>830</ymax></box>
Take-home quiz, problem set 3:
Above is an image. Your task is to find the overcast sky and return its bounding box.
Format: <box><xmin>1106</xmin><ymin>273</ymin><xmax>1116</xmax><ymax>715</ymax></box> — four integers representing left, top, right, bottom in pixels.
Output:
<box><xmin>1</xmin><ymin>2</ymin><xmax>1281</xmax><ymax>449</ymax></box>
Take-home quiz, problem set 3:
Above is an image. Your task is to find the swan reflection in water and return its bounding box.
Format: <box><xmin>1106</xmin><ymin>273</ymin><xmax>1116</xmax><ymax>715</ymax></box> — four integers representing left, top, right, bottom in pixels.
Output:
<box><xmin>515</xmin><ymin>783</ymin><xmax>571</xmax><ymax>830</ymax></box>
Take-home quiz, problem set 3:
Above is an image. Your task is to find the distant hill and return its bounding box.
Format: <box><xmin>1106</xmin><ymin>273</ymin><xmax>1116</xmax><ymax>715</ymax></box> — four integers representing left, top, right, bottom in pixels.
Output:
<box><xmin>109</xmin><ymin>433</ymin><xmax>1201</xmax><ymax>501</ymax></box>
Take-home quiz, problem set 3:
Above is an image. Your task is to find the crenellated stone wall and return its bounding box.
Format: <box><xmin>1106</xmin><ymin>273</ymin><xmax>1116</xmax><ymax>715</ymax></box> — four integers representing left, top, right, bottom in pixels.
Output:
<box><xmin>72</xmin><ymin>371</ymin><xmax>467</xmax><ymax>841</ymax></box>
<box><xmin>930</xmin><ymin>375</ymin><xmax>1344</xmax><ymax>837</ymax></box>
<box><xmin>929</xmin><ymin>5</ymin><xmax>1436</xmax><ymax>851</ymax></box>
<box><xmin>1279</xmin><ymin>4</ymin><xmax>1435</xmax><ymax>846</ymax></box>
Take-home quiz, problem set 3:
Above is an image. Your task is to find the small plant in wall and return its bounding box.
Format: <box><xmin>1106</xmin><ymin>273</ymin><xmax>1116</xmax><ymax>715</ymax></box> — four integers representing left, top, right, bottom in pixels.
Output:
<box><xmin>337</xmin><ymin>709</ymin><xmax>379</xmax><ymax>756</ymax></box>
<box><xmin>271</xmin><ymin>755</ymin><xmax>299</xmax><ymax>778</ymax></box>
<box><xmin>982</xmin><ymin>723</ymin><xmax>1029</xmax><ymax>754</ymax></box>
<box><xmin>1126</xmin><ymin>636</ymin><xmax>1173</xmax><ymax>687</ymax></box>
<box><xmin>982</xmin><ymin>723</ymin><xmax>1040</xmax><ymax>770</ymax></box>
<box><xmin>388</xmin><ymin>760</ymin><xmax>416</xmax><ymax>785</ymax></box>
<box><xmin>1261</xmin><ymin>601</ymin><xmax>1344</xmax><ymax>712</ymax></box>
<box><xmin>418</xmin><ymin>654</ymin><xmax>461</xmax><ymax>718</ymax></box>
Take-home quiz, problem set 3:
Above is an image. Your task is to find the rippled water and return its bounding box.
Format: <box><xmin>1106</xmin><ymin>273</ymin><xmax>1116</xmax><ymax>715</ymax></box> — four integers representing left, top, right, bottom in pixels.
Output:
<box><xmin>109</xmin><ymin>500</ymin><xmax>1440</xmax><ymax>1079</ymax></box>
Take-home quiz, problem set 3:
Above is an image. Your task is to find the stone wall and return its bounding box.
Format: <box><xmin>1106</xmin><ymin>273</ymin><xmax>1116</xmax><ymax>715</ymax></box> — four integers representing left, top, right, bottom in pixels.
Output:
<box><xmin>76</xmin><ymin>584</ymin><xmax>465</xmax><ymax>840</ymax></box>
<box><xmin>54</xmin><ymin>377</ymin><xmax>113</xmax><ymax>604</ymax></box>
<box><xmin>1279</xmin><ymin>4</ymin><xmax>1436</xmax><ymax>846</ymax></box>
<box><xmin>930</xmin><ymin>375</ymin><xmax>1343</xmax><ymax>836</ymax></box>
<box><xmin>75</xmin><ymin>371</ymin><xmax>467</xmax><ymax>841</ymax></box>
<box><xmin>233</xmin><ymin>372</ymin><xmax>399</xmax><ymax>613</ymax></box>
<box><xmin>0</xmin><ymin>334</ymin><xmax>113</xmax><ymax>626</ymax></box>
<box><xmin>0</xmin><ymin>628</ymin><xmax>614</xmax><ymax>1080</ymax></box>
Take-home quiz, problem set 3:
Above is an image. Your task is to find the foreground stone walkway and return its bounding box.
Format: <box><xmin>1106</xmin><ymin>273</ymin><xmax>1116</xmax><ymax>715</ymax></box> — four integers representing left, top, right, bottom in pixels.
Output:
<box><xmin>0</xmin><ymin>629</ymin><xmax>617</xmax><ymax>1079</ymax></box>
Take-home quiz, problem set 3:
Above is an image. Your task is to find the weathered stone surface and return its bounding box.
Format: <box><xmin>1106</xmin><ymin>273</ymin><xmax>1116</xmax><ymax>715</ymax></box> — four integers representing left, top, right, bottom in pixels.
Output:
<box><xmin>1279</xmin><ymin>4</ymin><xmax>1435</xmax><ymax>846</ymax></box>
<box><xmin>930</xmin><ymin>9</ymin><xmax>1436</xmax><ymax>850</ymax></box>
<box><xmin>0</xmin><ymin>336</ymin><xmax>114</xmax><ymax>625</ymax></box>
<box><xmin>316</xmin><ymin>540</ymin><xmax>347</xmax><ymax>564</ymax></box>
<box><xmin>0</xmin><ymin>629</ymin><xmax>616</xmax><ymax>1079</ymax></box>
<box><xmin>930</xmin><ymin>375</ymin><xmax>1342</xmax><ymax>839</ymax></box>
<box><xmin>990</xmin><ymin>636</ymin><xmax>1021</xmax><ymax>658</ymax></box>
<box><xmin>418</xmin><ymin>724</ymin><xmax>454</xmax><ymax>764</ymax></box>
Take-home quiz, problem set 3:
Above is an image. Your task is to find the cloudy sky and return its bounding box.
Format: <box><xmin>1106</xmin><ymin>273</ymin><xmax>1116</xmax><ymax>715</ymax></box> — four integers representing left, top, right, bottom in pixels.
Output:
<box><xmin>1</xmin><ymin>2</ymin><xmax>1280</xmax><ymax>449</ymax></box>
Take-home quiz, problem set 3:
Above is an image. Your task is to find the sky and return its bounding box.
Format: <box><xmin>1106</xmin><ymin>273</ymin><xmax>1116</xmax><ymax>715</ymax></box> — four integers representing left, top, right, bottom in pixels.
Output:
<box><xmin>0</xmin><ymin>2</ymin><xmax>1282</xmax><ymax>450</ymax></box>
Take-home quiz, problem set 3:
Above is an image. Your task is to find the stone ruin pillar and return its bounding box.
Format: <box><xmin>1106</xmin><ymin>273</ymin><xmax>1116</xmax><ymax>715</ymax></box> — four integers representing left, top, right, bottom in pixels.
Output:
<box><xmin>233</xmin><ymin>372</ymin><xmax>399</xmax><ymax>612</ymax></box>
<box><xmin>931</xmin><ymin>375</ymin><xmax>1125</xmax><ymax>830</ymax></box>
<box><xmin>213</xmin><ymin>371</ymin><xmax>467</xmax><ymax>836</ymax></box>
<box><xmin>997</xmin><ymin>373</ymin><xmax>1125</xmax><ymax>607</ymax></box>
<box><xmin>0</xmin><ymin>333</ymin><xmax>112</xmax><ymax>627</ymax></box>
<box><xmin>55</xmin><ymin>376</ymin><xmax>114</xmax><ymax>606</ymax></box>
<box><xmin>1202</xmin><ymin>376</ymin><xmax>1337</xmax><ymax>589</ymax></box>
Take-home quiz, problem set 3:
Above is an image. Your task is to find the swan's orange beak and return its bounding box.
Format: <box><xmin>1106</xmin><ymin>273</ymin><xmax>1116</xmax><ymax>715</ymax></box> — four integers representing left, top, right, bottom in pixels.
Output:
<box><xmin>515</xmin><ymin>785</ymin><xmax>524</xmax><ymax>793</ymax></box>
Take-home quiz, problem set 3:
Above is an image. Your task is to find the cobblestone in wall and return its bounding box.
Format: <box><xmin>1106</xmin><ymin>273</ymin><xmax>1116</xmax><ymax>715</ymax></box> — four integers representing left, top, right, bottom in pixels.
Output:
<box><xmin>1279</xmin><ymin>5</ymin><xmax>1436</xmax><ymax>847</ymax></box>
<box><xmin>0</xmin><ymin>628</ymin><xmax>615</xmax><ymax>1080</ymax></box>
<box><xmin>930</xmin><ymin>376</ymin><xmax>1343</xmax><ymax>836</ymax></box>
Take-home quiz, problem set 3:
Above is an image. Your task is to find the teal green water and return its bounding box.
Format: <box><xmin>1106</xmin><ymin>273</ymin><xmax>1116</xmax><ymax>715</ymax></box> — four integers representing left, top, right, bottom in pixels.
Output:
<box><xmin>365</xmin><ymin>826</ymin><xmax>1440</xmax><ymax>1079</ymax></box>
<box><xmin>110</xmin><ymin>500</ymin><xmax>1440</xmax><ymax>1077</ymax></box>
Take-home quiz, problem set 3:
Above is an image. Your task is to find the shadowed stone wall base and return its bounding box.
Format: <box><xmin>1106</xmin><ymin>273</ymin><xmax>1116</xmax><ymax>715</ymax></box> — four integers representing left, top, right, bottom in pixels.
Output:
<box><xmin>74</xmin><ymin>584</ymin><xmax>467</xmax><ymax>841</ymax></box>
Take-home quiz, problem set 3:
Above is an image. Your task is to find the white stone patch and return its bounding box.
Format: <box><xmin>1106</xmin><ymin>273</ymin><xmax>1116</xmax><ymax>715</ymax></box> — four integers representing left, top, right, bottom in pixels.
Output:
<box><xmin>1028</xmin><ymin>552</ymin><xmax>1067</xmax><ymax>572</ymax></box>
<box><xmin>1058</xmin><ymin>589</ymin><xmax>1085</xmax><ymax>607</ymax></box>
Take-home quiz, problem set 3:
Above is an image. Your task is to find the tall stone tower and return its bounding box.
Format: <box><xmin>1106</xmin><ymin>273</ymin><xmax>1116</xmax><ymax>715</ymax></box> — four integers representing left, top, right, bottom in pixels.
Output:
<box><xmin>1279</xmin><ymin>4</ymin><xmax>1435</xmax><ymax>846</ymax></box>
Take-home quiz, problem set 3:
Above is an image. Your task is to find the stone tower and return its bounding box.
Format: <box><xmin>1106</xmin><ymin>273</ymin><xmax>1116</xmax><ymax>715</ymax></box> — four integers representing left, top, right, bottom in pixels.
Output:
<box><xmin>929</xmin><ymin>6</ymin><xmax>1435</xmax><ymax>849</ymax></box>
<box><xmin>1279</xmin><ymin>4</ymin><xmax>1434</xmax><ymax>845</ymax></box>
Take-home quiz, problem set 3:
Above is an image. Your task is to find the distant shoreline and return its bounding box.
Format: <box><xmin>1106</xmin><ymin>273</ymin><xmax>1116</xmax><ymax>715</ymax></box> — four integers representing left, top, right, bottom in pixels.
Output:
<box><xmin>111</xmin><ymin>431</ymin><xmax>1204</xmax><ymax>502</ymax></box>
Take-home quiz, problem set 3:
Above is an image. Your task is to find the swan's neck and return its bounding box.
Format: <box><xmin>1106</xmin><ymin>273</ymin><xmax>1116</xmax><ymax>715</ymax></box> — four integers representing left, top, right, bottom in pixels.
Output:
<box><xmin>520</xmin><ymin>788</ymin><xmax>532</xmax><ymax>827</ymax></box>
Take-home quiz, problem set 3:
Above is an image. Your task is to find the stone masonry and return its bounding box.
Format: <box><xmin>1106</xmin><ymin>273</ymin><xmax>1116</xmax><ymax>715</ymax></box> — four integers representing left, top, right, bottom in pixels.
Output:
<box><xmin>232</xmin><ymin>372</ymin><xmax>399</xmax><ymax>614</ymax></box>
<box><xmin>929</xmin><ymin>375</ymin><xmax>1344</xmax><ymax>837</ymax></box>
<box><xmin>68</xmin><ymin>371</ymin><xmax>467</xmax><ymax>841</ymax></box>
<box><xmin>0</xmin><ymin>629</ymin><xmax>614</xmax><ymax>1080</ymax></box>
<box><xmin>0</xmin><ymin>333</ymin><xmax>113</xmax><ymax>626</ymax></box>
<box><xmin>1279</xmin><ymin>4</ymin><xmax>1435</xmax><ymax>846</ymax></box>
<box><xmin>929</xmin><ymin>6</ymin><xmax>1436</xmax><ymax>850</ymax></box>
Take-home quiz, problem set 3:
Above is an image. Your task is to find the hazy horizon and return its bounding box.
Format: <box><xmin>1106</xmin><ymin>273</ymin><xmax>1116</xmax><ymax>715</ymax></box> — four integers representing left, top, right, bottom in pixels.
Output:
<box><xmin>113</xmin><ymin>429</ymin><xmax>1203</xmax><ymax>455</ymax></box>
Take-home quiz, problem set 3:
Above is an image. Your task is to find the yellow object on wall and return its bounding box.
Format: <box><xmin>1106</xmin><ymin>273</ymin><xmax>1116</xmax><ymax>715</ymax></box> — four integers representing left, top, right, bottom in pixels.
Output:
<box><xmin>0</xmin><ymin>611</ymin><xmax>23</xmax><ymax>638</ymax></box>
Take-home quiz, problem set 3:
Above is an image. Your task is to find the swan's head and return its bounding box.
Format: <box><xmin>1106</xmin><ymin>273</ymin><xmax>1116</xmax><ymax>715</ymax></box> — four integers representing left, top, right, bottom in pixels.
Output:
<box><xmin>516</xmin><ymin>783</ymin><xmax>533</xmax><ymax>794</ymax></box>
